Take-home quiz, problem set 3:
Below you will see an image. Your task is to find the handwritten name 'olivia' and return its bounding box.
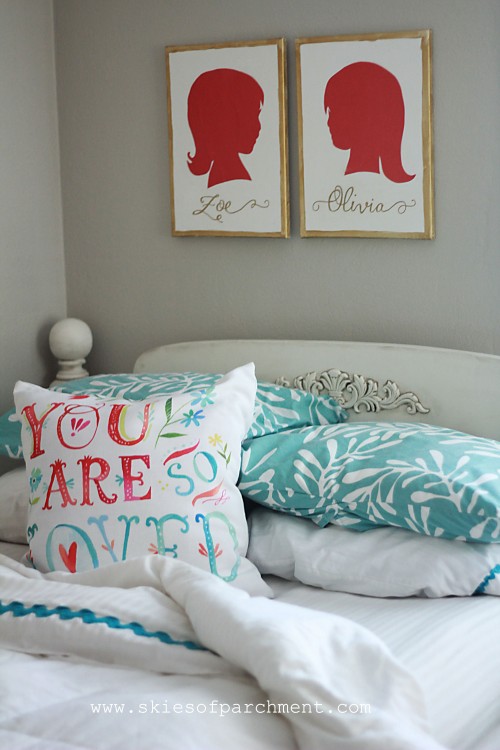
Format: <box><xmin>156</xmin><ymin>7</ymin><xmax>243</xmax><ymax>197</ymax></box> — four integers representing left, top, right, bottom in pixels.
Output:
<box><xmin>312</xmin><ymin>185</ymin><xmax>416</xmax><ymax>216</ymax></box>
<box><xmin>192</xmin><ymin>194</ymin><xmax>270</xmax><ymax>223</ymax></box>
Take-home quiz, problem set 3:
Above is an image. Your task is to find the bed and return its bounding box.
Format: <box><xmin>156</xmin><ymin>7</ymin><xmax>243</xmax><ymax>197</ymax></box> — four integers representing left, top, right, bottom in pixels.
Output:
<box><xmin>1</xmin><ymin>337</ymin><xmax>500</xmax><ymax>750</ymax></box>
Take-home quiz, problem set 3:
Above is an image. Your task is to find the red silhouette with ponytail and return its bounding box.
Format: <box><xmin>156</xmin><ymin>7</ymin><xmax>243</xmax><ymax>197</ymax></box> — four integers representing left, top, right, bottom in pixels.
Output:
<box><xmin>324</xmin><ymin>62</ymin><xmax>415</xmax><ymax>184</ymax></box>
<box><xmin>187</xmin><ymin>68</ymin><xmax>264</xmax><ymax>188</ymax></box>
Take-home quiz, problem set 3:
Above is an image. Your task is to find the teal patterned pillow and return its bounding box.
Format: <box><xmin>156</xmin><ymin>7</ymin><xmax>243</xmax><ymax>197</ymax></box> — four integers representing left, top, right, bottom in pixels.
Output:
<box><xmin>56</xmin><ymin>372</ymin><xmax>219</xmax><ymax>400</ymax></box>
<box><xmin>248</xmin><ymin>380</ymin><xmax>346</xmax><ymax>438</ymax></box>
<box><xmin>0</xmin><ymin>373</ymin><xmax>346</xmax><ymax>458</ymax></box>
<box><xmin>239</xmin><ymin>422</ymin><xmax>500</xmax><ymax>543</ymax></box>
<box><xmin>0</xmin><ymin>409</ymin><xmax>23</xmax><ymax>460</ymax></box>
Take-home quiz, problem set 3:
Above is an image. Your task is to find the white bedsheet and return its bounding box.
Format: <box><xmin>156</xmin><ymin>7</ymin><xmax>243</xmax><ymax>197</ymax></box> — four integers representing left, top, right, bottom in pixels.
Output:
<box><xmin>0</xmin><ymin>553</ymin><xmax>445</xmax><ymax>750</ymax></box>
<box><xmin>270</xmin><ymin>577</ymin><xmax>500</xmax><ymax>750</ymax></box>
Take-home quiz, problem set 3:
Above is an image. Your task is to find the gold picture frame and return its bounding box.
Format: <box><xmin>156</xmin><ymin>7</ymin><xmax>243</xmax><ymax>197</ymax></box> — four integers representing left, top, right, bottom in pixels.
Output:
<box><xmin>296</xmin><ymin>30</ymin><xmax>434</xmax><ymax>238</ymax></box>
<box><xmin>165</xmin><ymin>38</ymin><xmax>289</xmax><ymax>238</ymax></box>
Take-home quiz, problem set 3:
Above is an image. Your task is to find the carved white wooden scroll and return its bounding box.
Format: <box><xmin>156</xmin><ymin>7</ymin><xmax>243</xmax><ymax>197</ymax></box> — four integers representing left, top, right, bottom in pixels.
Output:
<box><xmin>276</xmin><ymin>368</ymin><xmax>430</xmax><ymax>415</ymax></box>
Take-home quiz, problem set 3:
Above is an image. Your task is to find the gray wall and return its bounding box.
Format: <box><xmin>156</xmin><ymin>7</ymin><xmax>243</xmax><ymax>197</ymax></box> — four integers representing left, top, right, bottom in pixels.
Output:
<box><xmin>0</xmin><ymin>0</ymin><xmax>66</xmax><ymax>416</ymax></box>
<box><xmin>54</xmin><ymin>0</ymin><xmax>500</xmax><ymax>375</ymax></box>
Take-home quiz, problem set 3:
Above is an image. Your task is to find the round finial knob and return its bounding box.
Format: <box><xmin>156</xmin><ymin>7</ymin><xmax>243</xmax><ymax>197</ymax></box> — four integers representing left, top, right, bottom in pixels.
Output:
<box><xmin>49</xmin><ymin>318</ymin><xmax>93</xmax><ymax>384</ymax></box>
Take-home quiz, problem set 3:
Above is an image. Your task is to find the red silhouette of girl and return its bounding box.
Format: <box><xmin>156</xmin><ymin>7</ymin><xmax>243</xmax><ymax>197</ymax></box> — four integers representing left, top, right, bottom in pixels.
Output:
<box><xmin>324</xmin><ymin>61</ymin><xmax>415</xmax><ymax>183</ymax></box>
<box><xmin>187</xmin><ymin>68</ymin><xmax>264</xmax><ymax>188</ymax></box>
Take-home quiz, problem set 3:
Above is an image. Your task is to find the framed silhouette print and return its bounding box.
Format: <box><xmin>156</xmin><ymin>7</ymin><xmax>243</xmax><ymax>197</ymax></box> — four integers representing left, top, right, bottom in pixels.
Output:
<box><xmin>165</xmin><ymin>39</ymin><xmax>289</xmax><ymax>237</ymax></box>
<box><xmin>296</xmin><ymin>30</ymin><xmax>434</xmax><ymax>238</ymax></box>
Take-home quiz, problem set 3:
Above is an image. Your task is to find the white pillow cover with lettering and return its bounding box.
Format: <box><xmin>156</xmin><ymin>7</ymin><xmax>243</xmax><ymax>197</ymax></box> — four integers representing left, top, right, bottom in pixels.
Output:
<box><xmin>14</xmin><ymin>364</ymin><xmax>268</xmax><ymax>594</ymax></box>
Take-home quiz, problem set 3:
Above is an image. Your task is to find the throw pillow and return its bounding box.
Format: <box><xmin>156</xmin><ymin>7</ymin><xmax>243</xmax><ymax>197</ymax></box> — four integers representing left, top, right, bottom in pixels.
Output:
<box><xmin>13</xmin><ymin>364</ymin><xmax>269</xmax><ymax>594</ymax></box>
<box><xmin>240</xmin><ymin>422</ymin><xmax>500</xmax><ymax>543</ymax></box>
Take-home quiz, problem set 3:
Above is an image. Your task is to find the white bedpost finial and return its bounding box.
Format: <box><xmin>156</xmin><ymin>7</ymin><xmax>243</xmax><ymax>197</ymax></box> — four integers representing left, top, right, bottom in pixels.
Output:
<box><xmin>49</xmin><ymin>318</ymin><xmax>93</xmax><ymax>384</ymax></box>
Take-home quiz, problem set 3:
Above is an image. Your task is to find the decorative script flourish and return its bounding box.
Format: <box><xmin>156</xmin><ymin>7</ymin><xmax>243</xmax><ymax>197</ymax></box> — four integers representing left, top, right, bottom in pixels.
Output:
<box><xmin>312</xmin><ymin>185</ymin><xmax>416</xmax><ymax>215</ymax></box>
<box><xmin>193</xmin><ymin>194</ymin><xmax>270</xmax><ymax>223</ymax></box>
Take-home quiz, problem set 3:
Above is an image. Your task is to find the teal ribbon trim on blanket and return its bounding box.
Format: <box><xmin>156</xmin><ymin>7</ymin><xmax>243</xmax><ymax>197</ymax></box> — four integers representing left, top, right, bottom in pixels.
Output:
<box><xmin>474</xmin><ymin>564</ymin><xmax>500</xmax><ymax>594</ymax></box>
<box><xmin>0</xmin><ymin>600</ymin><xmax>206</xmax><ymax>651</ymax></box>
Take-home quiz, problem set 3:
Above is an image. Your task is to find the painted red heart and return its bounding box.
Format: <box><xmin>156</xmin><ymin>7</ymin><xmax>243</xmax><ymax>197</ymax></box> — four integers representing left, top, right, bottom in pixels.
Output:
<box><xmin>59</xmin><ymin>541</ymin><xmax>77</xmax><ymax>573</ymax></box>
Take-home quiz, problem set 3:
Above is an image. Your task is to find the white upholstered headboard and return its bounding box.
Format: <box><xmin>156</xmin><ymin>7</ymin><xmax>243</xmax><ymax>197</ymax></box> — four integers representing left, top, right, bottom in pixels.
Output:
<box><xmin>133</xmin><ymin>340</ymin><xmax>500</xmax><ymax>441</ymax></box>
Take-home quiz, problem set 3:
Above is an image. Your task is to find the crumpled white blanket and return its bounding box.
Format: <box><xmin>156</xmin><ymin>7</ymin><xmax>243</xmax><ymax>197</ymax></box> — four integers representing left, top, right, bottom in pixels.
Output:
<box><xmin>0</xmin><ymin>553</ymin><xmax>446</xmax><ymax>750</ymax></box>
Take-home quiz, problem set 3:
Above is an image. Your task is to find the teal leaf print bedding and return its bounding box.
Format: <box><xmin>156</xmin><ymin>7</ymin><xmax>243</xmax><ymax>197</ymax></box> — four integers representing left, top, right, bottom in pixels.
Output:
<box><xmin>239</xmin><ymin>422</ymin><xmax>500</xmax><ymax>543</ymax></box>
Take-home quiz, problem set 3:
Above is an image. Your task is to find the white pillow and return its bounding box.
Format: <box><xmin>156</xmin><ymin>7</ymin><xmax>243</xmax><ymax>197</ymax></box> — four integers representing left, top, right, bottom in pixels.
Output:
<box><xmin>0</xmin><ymin>466</ymin><xmax>28</xmax><ymax>543</ymax></box>
<box><xmin>14</xmin><ymin>364</ymin><xmax>269</xmax><ymax>595</ymax></box>
<box><xmin>248</xmin><ymin>507</ymin><xmax>500</xmax><ymax>597</ymax></box>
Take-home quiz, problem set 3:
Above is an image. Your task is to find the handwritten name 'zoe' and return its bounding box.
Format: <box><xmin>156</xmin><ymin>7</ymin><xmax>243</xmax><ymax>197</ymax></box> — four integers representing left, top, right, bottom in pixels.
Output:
<box><xmin>192</xmin><ymin>194</ymin><xmax>270</xmax><ymax>223</ymax></box>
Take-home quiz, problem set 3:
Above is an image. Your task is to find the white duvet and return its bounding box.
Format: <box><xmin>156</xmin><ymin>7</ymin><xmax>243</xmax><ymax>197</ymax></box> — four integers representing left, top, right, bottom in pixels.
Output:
<box><xmin>0</xmin><ymin>553</ymin><xmax>446</xmax><ymax>750</ymax></box>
